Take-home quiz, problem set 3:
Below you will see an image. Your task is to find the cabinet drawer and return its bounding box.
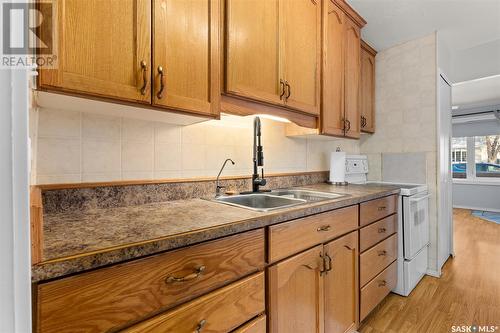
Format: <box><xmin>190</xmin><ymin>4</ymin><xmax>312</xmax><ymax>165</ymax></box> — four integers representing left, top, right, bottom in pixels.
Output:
<box><xmin>360</xmin><ymin>261</ymin><xmax>397</xmax><ymax>321</ymax></box>
<box><xmin>360</xmin><ymin>214</ymin><xmax>397</xmax><ymax>252</ymax></box>
<box><xmin>37</xmin><ymin>229</ymin><xmax>265</xmax><ymax>333</ymax></box>
<box><xmin>268</xmin><ymin>206</ymin><xmax>358</xmax><ymax>262</ymax></box>
<box><xmin>360</xmin><ymin>195</ymin><xmax>398</xmax><ymax>226</ymax></box>
<box><xmin>233</xmin><ymin>315</ymin><xmax>267</xmax><ymax>333</ymax></box>
<box><xmin>360</xmin><ymin>233</ymin><xmax>397</xmax><ymax>287</ymax></box>
<box><xmin>124</xmin><ymin>272</ymin><xmax>265</xmax><ymax>333</ymax></box>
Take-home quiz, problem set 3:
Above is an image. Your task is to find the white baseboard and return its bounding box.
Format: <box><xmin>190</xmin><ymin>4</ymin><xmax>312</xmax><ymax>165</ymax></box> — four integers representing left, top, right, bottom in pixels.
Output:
<box><xmin>453</xmin><ymin>205</ymin><xmax>500</xmax><ymax>213</ymax></box>
<box><xmin>426</xmin><ymin>269</ymin><xmax>441</xmax><ymax>278</ymax></box>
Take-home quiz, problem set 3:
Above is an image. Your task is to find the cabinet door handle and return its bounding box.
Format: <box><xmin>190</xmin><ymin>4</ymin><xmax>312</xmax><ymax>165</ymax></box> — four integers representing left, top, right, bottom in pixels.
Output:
<box><xmin>166</xmin><ymin>265</ymin><xmax>206</xmax><ymax>283</ymax></box>
<box><xmin>378</xmin><ymin>250</ymin><xmax>387</xmax><ymax>256</ymax></box>
<box><xmin>279</xmin><ymin>79</ymin><xmax>286</xmax><ymax>100</ymax></box>
<box><xmin>157</xmin><ymin>66</ymin><xmax>165</xmax><ymax>99</ymax></box>
<box><xmin>285</xmin><ymin>81</ymin><xmax>291</xmax><ymax>100</ymax></box>
<box><xmin>344</xmin><ymin>119</ymin><xmax>351</xmax><ymax>132</ymax></box>
<box><xmin>378</xmin><ymin>206</ymin><xmax>387</xmax><ymax>211</ymax></box>
<box><xmin>325</xmin><ymin>253</ymin><xmax>333</xmax><ymax>272</ymax></box>
<box><xmin>317</xmin><ymin>225</ymin><xmax>331</xmax><ymax>232</ymax></box>
<box><xmin>140</xmin><ymin>61</ymin><xmax>148</xmax><ymax>95</ymax></box>
<box><xmin>378</xmin><ymin>280</ymin><xmax>387</xmax><ymax>287</ymax></box>
<box><xmin>378</xmin><ymin>227</ymin><xmax>387</xmax><ymax>233</ymax></box>
<box><xmin>194</xmin><ymin>319</ymin><xmax>207</xmax><ymax>333</ymax></box>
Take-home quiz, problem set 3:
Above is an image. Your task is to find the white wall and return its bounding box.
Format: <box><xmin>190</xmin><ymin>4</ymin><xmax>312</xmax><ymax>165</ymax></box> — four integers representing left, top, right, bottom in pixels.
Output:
<box><xmin>0</xmin><ymin>69</ymin><xmax>32</xmax><ymax>331</ymax></box>
<box><xmin>360</xmin><ymin>33</ymin><xmax>441</xmax><ymax>273</ymax></box>
<box><xmin>453</xmin><ymin>183</ymin><xmax>500</xmax><ymax>212</ymax></box>
<box><xmin>31</xmin><ymin>110</ymin><xmax>360</xmax><ymax>184</ymax></box>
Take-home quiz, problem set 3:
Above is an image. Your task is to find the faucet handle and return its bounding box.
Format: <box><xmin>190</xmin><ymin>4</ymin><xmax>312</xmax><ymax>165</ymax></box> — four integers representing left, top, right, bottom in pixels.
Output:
<box><xmin>259</xmin><ymin>169</ymin><xmax>267</xmax><ymax>186</ymax></box>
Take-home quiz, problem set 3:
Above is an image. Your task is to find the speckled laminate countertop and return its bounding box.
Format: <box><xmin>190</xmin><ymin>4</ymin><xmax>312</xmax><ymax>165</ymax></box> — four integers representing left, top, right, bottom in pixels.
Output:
<box><xmin>33</xmin><ymin>183</ymin><xmax>399</xmax><ymax>282</ymax></box>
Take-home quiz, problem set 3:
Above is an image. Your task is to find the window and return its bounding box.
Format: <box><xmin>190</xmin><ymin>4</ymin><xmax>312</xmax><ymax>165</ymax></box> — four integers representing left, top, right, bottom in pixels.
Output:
<box><xmin>452</xmin><ymin>137</ymin><xmax>467</xmax><ymax>178</ymax></box>
<box><xmin>452</xmin><ymin>135</ymin><xmax>500</xmax><ymax>181</ymax></box>
<box><xmin>475</xmin><ymin>135</ymin><xmax>500</xmax><ymax>178</ymax></box>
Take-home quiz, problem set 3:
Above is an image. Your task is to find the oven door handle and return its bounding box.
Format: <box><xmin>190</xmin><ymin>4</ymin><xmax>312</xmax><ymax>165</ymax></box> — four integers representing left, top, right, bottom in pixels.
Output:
<box><xmin>409</xmin><ymin>194</ymin><xmax>430</xmax><ymax>202</ymax></box>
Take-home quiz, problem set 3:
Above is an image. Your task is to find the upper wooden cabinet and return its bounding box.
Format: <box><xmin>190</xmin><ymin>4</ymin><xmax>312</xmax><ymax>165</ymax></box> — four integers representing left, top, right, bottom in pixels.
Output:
<box><xmin>225</xmin><ymin>0</ymin><xmax>321</xmax><ymax>116</ymax></box>
<box><xmin>225</xmin><ymin>0</ymin><xmax>281</xmax><ymax>105</ymax></box>
<box><xmin>343</xmin><ymin>18</ymin><xmax>361</xmax><ymax>139</ymax></box>
<box><xmin>153</xmin><ymin>0</ymin><xmax>220</xmax><ymax>116</ymax></box>
<box><xmin>280</xmin><ymin>0</ymin><xmax>321</xmax><ymax>114</ymax></box>
<box><xmin>38</xmin><ymin>0</ymin><xmax>220</xmax><ymax>118</ymax></box>
<box><xmin>39</xmin><ymin>0</ymin><xmax>152</xmax><ymax>103</ymax></box>
<box><xmin>321</xmin><ymin>0</ymin><xmax>345</xmax><ymax>137</ymax></box>
<box><xmin>321</xmin><ymin>0</ymin><xmax>363</xmax><ymax>138</ymax></box>
<box><xmin>360</xmin><ymin>40</ymin><xmax>377</xmax><ymax>133</ymax></box>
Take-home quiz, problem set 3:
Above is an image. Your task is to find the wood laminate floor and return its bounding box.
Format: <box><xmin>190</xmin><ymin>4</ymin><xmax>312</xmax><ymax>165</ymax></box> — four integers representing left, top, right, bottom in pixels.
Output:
<box><xmin>359</xmin><ymin>209</ymin><xmax>500</xmax><ymax>333</ymax></box>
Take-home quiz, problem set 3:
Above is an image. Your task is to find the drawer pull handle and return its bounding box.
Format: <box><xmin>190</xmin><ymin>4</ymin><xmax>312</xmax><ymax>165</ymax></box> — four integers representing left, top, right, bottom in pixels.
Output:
<box><xmin>166</xmin><ymin>265</ymin><xmax>206</xmax><ymax>284</ymax></box>
<box><xmin>195</xmin><ymin>319</ymin><xmax>207</xmax><ymax>333</ymax></box>
<box><xmin>317</xmin><ymin>225</ymin><xmax>331</xmax><ymax>232</ymax></box>
<box><xmin>378</xmin><ymin>280</ymin><xmax>387</xmax><ymax>287</ymax></box>
<box><xmin>378</xmin><ymin>250</ymin><xmax>387</xmax><ymax>256</ymax></box>
<box><xmin>378</xmin><ymin>227</ymin><xmax>387</xmax><ymax>233</ymax></box>
<box><xmin>378</xmin><ymin>206</ymin><xmax>387</xmax><ymax>211</ymax></box>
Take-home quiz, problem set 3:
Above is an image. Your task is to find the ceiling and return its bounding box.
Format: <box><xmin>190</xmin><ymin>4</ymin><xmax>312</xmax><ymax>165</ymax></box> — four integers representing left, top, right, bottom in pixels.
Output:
<box><xmin>347</xmin><ymin>0</ymin><xmax>500</xmax><ymax>82</ymax></box>
<box><xmin>452</xmin><ymin>74</ymin><xmax>500</xmax><ymax>111</ymax></box>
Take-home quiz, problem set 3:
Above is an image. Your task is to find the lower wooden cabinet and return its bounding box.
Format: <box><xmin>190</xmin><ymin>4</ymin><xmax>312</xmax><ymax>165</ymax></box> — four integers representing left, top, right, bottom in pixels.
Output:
<box><xmin>268</xmin><ymin>232</ymin><xmax>359</xmax><ymax>333</ymax></box>
<box><xmin>234</xmin><ymin>315</ymin><xmax>267</xmax><ymax>333</ymax></box>
<box><xmin>124</xmin><ymin>272</ymin><xmax>265</xmax><ymax>333</ymax></box>
<box><xmin>324</xmin><ymin>231</ymin><xmax>359</xmax><ymax>333</ymax></box>
<box><xmin>268</xmin><ymin>245</ymin><xmax>324</xmax><ymax>333</ymax></box>
<box><xmin>360</xmin><ymin>261</ymin><xmax>397</xmax><ymax>320</ymax></box>
<box><xmin>36</xmin><ymin>230</ymin><xmax>264</xmax><ymax>333</ymax></box>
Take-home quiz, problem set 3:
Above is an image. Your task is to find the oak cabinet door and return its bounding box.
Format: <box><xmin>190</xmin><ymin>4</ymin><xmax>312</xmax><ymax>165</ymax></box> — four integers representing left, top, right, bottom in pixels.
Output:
<box><xmin>225</xmin><ymin>0</ymin><xmax>282</xmax><ymax>105</ymax></box>
<box><xmin>39</xmin><ymin>0</ymin><xmax>151</xmax><ymax>103</ymax></box>
<box><xmin>281</xmin><ymin>0</ymin><xmax>321</xmax><ymax>115</ymax></box>
<box><xmin>324</xmin><ymin>231</ymin><xmax>359</xmax><ymax>333</ymax></box>
<box><xmin>360</xmin><ymin>45</ymin><xmax>376</xmax><ymax>133</ymax></box>
<box><xmin>153</xmin><ymin>0</ymin><xmax>220</xmax><ymax>116</ymax></box>
<box><xmin>321</xmin><ymin>0</ymin><xmax>346</xmax><ymax>136</ymax></box>
<box><xmin>343</xmin><ymin>17</ymin><xmax>361</xmax><ymax>139</ymax></box>
<box><xmin>268</xmin><ymin>245</ymin><xmax>324</xmax><ymax>333</ymax></box>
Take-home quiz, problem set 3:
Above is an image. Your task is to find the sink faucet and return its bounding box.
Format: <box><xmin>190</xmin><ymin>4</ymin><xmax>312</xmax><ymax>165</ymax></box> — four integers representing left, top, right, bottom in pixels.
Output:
<box><xmin>252</xmin><ymin>117</ymin><xmax>267</xmax><ymax>192</ymax></box>
<box><xmin>215</xmin><ymin>158</ymin><xmax>235</xmax><ymax>197</ymax></box>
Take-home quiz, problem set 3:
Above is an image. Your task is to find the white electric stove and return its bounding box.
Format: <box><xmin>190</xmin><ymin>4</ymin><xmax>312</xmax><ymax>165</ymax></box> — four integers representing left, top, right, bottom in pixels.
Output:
<box><xmin>339</xmin><ymin>155</ymin><xmax>430</xmax><ymax>296</ymax></box>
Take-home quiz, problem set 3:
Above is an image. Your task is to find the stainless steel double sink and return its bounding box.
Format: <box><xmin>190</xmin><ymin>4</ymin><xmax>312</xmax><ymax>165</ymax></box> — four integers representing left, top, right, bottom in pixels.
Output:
<box><xmin>214</xmin><ymin>189</ymin><xmax>347</xmax><ymax>212</ymax></box>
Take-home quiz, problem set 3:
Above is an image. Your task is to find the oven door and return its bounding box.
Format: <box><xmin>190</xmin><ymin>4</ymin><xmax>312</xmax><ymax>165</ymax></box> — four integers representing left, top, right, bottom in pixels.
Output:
<box><xmin>403</xmin><ymin>192</ymin><xmax>430</xmax><ymax>260</ymax></box>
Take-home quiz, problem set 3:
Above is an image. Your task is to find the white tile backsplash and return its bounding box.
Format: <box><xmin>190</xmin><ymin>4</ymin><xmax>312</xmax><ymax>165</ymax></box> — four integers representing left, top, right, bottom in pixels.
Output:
<box><xmin>122</xmin><ymin>119</ymin><xmax>154</xmax><ymax>144</ymax></box>
<box><xmin>82</xmin><ymin>113</ymin><xmax>121</xmax><ymax>140</ymax></box>
<box><xmin>122</xmin><ymin>141</ymin><xmax>154</xmax><ymax>172</ymax></box>
<box><xmin>38</xmin><ymin>108</ymin><xmax>81</xmax><ymax>138</ymax></box>
<box><xmin>35</xmin><ymin>111</ymin><xmax>360</xmax><ymax>184</ymax></box>
<box><xmin>82</xmin><ymin>140</ymin><xmax>121</xmax><ymax>174</ymax></box>
<box><xmin>37</xmin><ymin>137</ymin><xmax>81</xmax><ymax>175</ymax></box>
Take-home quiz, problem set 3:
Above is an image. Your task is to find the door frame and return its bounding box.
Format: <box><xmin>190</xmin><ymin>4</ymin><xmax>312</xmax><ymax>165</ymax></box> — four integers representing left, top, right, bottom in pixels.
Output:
<box><xmin>436</xmin><ymin>69</ymin><xmax>454</xmax><ymax>277</ymax></box>
<box><xmin>0</xmin><ymin>68</ymin><xmax>32</xmax><ymax>330</ymax></box>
